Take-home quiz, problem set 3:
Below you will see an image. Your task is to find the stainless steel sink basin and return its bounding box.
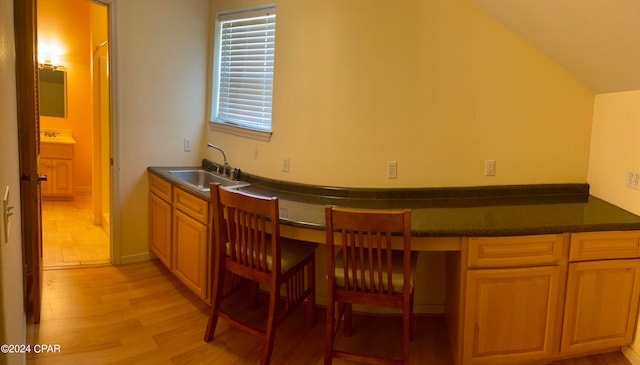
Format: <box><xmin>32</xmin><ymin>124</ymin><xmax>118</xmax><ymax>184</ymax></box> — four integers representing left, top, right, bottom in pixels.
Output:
<box><xmin>168</xmin><ymin>169</ymin><xmax>248</xmax><ymax>191</ymax></box>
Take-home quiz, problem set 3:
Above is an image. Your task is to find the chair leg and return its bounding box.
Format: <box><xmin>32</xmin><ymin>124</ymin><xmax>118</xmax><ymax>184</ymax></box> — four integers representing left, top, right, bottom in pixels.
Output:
<box><xmin>250</xmin><ymin>281</ymin><xmax>260</xmax><ymax>310</ymax></box>
<box><xmin>204</xmin><ymin>268</ymin><xmax>226</xmax><ymax>342</ymax></box>
<box><xmin>324</xmin><ymin>298</ymin><xmax>335</xmax><ymax>365</ymax></box>
<box><xmin>306</xmin><ymin>258</ymin><xmax>315</xmax><ymax>327</ymax></box>
<box><xmin>260</xmin><ymin>285</ymin><xmax>279</xmax><ymax>365</ymax></box>
<box><xmin>343</xmin><ymin>303</ymin><xmax>352</xmax><ymax>336</ymax></box>
<box><xmin>409</xmin><ymin>290</ymin><xmax>415</xmax><ymax>341</ymax></box>
<box><xmin>403</xmin><ymin>300</ymin><xmax>411</xmax><ymax>365</ymax></box>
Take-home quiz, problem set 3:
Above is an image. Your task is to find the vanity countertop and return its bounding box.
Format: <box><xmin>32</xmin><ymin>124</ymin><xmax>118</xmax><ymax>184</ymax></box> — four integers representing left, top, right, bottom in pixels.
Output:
<box><xmin>40</xmin><ymin>129</ymin><xmax>76</xmax><ymax>145</ymax></box>
<box><xmin>148</xmin><ymin>166</ymin><xmax>640</xmax><ymax>237</ymax></box>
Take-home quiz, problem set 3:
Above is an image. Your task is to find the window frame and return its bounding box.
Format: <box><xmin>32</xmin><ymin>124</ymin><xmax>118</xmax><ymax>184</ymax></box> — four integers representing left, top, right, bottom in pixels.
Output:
<box><xmin>209</xmin><ymin>5</ymin><xmax>276</xmax><ymax>141</ymax></box>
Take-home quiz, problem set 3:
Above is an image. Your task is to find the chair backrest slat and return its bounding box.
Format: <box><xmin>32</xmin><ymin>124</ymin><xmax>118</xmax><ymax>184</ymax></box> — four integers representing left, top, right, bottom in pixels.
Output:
<box><xmin>212</xmin><ymin>184</ymin><xmax>280</xmax><ymax>274</ymax></box>
<box><xmin>325</xmin><ymin>206</ymin><xmax>411</xmax><ymax>295</ymax></box>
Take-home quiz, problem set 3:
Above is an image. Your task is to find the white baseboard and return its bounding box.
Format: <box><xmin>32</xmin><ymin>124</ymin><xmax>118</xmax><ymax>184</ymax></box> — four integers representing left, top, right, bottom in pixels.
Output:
<box><xmin>118</xmin><ymin>252</ymin><xmax>152</xmax><ymax>265</ymax></box>
<box><xmin>623</xmin><ymin>345</ymin><xmax>640</xmax><ymax>365</ymax></box>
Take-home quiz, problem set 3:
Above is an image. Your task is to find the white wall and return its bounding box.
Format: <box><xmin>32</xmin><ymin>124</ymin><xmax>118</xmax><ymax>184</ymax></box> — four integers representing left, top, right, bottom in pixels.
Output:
<box><xmin>113</xmin><ymin>0</ymin><xmax>210</xmax><ymax>261</ymax></box>
<box><xmin>0</xmin><ymin>0</ymin><xmax>26</xmax><ymax>363</ymax></box>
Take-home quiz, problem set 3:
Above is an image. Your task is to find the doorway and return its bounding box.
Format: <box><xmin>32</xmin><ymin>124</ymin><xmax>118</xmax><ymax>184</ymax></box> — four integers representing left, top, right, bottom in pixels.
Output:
<box><xmin>37</xmin><ymin>0</ymin><xmax>111</xmax><ymax>268</ymax></box>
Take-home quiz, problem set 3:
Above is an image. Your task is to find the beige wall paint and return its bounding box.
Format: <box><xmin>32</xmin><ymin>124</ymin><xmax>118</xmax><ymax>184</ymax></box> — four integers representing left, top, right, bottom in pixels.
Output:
<box><xmin>587</xmin><ymin>90</ymin><xmax>640</xmax><ymax>357</ymax></box>
<box><xmin>114</xmin><ymin>0</ymin><xmax>596</xmax><ymax>264</ymax></box>
<box><xmin>588</xmin><ymin>90</ymin><xmax>640</xmax><ymax>213</ymax></box>
<box><xmin>205</xmin><ymin>0</ymin><xmax>594</xmax><ymax>188</ymax></box>
<box><xmin>0</xmin><ymin>0</ymin><xmax>26</xmax><ymax>363</ymax></box>
<box><xmin>115</xmin><ymin>0</ymin><xmax>209</xmax><ymax>260</ymax></box>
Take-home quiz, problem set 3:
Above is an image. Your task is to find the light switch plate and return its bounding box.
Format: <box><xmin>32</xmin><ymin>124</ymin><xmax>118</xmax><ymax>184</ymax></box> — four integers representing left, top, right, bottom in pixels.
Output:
<box><xmin>281</xmin><ymin>156</ymin><xmax>290</xmax><ymax>172</ymax></box>
<box><xmin>484</xmin><ymin>160</ymin><xmax>496</xmax><ymax>176</ymax></box>
<box><xmin>387</xmin><ymin>161</ymin><xmax>398</xmax><ymax>179</ymax></box>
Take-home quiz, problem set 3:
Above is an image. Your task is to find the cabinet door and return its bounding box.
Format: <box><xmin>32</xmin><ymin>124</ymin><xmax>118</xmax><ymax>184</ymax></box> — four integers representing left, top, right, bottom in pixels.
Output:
<box><xmin>51</xmin><ymin>159</ymin><xmax>73</xmax><ymax>195</ymax></box>
<box><xmin>173</xmin><ymin>209</ymin><xmax>208</xmax><ymax>301</ymax></box>
<box><xmin>561</xmin><ymin>259</ymin><xmax>640</xmax><ymax>355</ymax></box>
<box><xmin>149</xmin><ymin>193</ymin><xmax>172</xmax><ymax>268</ymax></box>
<box><xmin>463</xmin><ymin>266</ymin><xmax>561</xmax><ymax>365</ymax></box>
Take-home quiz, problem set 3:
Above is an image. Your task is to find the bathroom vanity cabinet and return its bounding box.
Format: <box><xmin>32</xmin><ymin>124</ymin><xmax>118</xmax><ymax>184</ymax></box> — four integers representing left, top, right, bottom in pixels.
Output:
<box><xmin>40</xmin><ymin>142</ymin><xmax>73</xmax><ymax>198</ymax></box>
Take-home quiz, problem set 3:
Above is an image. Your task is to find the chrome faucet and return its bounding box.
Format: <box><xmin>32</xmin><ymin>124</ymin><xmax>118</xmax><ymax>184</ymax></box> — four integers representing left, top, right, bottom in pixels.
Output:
<box><xmin>207</xmin><ymin>143</ymin><xmax>230</xmax><ymax>176</ymax></box>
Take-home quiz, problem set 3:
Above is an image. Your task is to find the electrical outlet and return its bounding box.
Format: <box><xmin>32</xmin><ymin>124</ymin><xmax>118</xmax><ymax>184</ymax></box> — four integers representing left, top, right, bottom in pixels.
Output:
<box><xmin>387</xmin><ymin>161</ymin><xmax>398</xmax><ymax>179</ymax></box>
<box><xmin>281</xmin><ymin>156</ymin><xmax>290</xmax><ymax>172</ymax></box>
<box><xmin>627</xmin><ymin>170</ymin><xmax>640</xmax><ymax>190</ymax></box>
<box><xmin>183</xmin><ymin>138</ymin><xmax>192</xmax><ymax>152</ymax></box>
<box><xmin>484</xmin><ymin>160</ymin><xmax>496</xmax><ymax>176</ymax></box>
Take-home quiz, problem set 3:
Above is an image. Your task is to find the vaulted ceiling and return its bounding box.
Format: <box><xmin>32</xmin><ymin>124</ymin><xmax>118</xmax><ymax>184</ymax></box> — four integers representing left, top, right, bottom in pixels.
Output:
<box><xmin>475</xmin><ymin>0</ymin><xmax>640</xmax><ymax>94</ymax></box>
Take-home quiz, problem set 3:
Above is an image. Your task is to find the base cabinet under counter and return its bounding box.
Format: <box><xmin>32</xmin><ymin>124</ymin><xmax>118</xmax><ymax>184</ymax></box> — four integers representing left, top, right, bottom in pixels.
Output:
<box><xmin>172</xmin><ymin>188</ymin><xmax>209</xmax><ymax>302</ymax></box>
<box><xmin>148</xmin><ymin>174</ymin><xmax>210</xmax><ymax>303</ymax></box>
<box><xmin>560</xmin><ymin>232</ymin><xmax>640</xmax><ymax>356</ymax></box>
<box><xmin>147</xmin><ymin>170</ymin><xmax>640</xmax><ymax>363</ymax></box>
<box><xmin>452</xmin><ymin>231</ymin><xmax>640</xmax><ymax>365</ymax></box>
<box><xmin>460</xmin><ymin>234</ymin><xmax>568</xmax><ymax>365</ymax></box>
<box><xmin>149</xmin><ymin>192</ymin><xmax>172</xmax><ymax>267</ymax></box>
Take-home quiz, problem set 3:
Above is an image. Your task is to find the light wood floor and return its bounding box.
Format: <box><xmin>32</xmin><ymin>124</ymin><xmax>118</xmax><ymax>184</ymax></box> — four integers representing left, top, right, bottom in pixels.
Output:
<box><xmin>27</xmin><ymin>260</ymin><xmax>632</xmax><ymax>365</ymax></box>
<box><xmin>41</xmin><ymin>194</ymin><xmax>110</xmax><ymax>268</ymax></box>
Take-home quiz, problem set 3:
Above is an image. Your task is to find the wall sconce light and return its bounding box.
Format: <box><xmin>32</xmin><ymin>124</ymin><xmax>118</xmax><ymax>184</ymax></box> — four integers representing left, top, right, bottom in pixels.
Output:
<box><xmin>38</xmin><ymin>43</ymin><xmax>64</xmax><ymax>69</ymax></box>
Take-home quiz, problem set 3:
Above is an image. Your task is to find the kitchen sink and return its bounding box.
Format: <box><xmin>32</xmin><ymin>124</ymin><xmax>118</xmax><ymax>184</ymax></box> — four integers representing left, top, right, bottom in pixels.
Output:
<box><xmin>168</xmin><ymin>169</ymin><xmax>249</xmax><ymax>191</ymax></box>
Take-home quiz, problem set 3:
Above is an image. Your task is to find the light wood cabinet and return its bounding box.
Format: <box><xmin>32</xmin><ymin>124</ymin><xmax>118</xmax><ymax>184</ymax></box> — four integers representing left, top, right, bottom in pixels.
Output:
<box><xmin>41</xmin><ymin>143</ymin><xmax>73</xmax><ymax>198</ymax></box>
<box><xmin>148</xmin><ymin>173</ymin><xmax>210</xmax><ymax>302</ymax></box>
<box><xmin>467</xmin><ymin>234</ymin><xmax>565</xmax><ymax>268</ymax></box>
<box><xmin>149</xmin><ymin>174</ymin><xmax>173</xmax><ymax>268</ymax></box>
<box><xmin>455</xmin><ymin>231</ymin><xmax>640</xmax><ymax>365</ymax></box>
<box><xmin>462</xmin><ymin>234</ymin><xmax>567</xmax><ymax>365</ymax></box>
<box><xmin>463</xmin><ymin>266</ymin><xmax>561</xmax><ymax>364</ymax></box>
<box><xmin>561</xmin><ymin>231</ymin><xmax>640</xmax><ymax>356</ymax></box>
<box><xmin>172</xmin><ymin>188</ymin><xmax>209</xmax><ymax>301</ymax></box>
<box><xmin>149</xmin><ymin>192</ymin><xmax>172</xmax><ymax>268</ymax></box>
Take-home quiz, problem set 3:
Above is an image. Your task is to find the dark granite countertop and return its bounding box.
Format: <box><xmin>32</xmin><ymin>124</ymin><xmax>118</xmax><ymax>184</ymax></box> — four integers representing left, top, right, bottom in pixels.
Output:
<box><xmin>148</xmin><ymin>165</ymin><xmax>640</xmax><ymax>237</ymax></box>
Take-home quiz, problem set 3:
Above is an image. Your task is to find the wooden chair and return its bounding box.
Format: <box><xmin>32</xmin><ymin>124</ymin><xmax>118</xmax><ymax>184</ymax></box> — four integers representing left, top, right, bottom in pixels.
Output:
<box><xmin>204</xmin><ymin>184</ymin><xmax>318</xmax><ymax>365</ymax></box>
<box><xmin>324</xmin><ymin>206</ymin><xmax>416</xmax><ymax>365</ymax></box>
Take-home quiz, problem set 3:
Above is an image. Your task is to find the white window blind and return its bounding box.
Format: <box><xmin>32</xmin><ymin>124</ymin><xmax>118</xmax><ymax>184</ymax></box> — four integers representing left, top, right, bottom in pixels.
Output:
<box><xmin>213</xmin><ymin>8</ymin><xmax>275</xmax><ymax>133</ymax></box>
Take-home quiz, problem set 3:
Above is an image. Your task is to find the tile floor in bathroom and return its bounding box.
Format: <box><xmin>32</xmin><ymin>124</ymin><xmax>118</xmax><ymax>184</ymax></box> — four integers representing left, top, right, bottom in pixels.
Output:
<box><xmin>41</xmin><ymin>193</ymin><xmax>110</xmax><ymax>268</ymax></box>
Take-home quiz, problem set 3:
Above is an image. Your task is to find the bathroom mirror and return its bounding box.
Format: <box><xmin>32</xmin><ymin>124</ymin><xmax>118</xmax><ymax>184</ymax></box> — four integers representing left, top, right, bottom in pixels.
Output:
<box><xmin>38</xmin><ymin>68</ymin><xmax>67</xmax><ymax>118</ymax></box>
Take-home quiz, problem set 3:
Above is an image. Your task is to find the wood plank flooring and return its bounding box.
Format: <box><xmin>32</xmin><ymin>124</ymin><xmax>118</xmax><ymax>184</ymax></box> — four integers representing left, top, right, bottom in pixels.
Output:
<box><xmin>27</xmin><ymin>260</ymin><xmax>632</xmax><ymax>364</ymax></box>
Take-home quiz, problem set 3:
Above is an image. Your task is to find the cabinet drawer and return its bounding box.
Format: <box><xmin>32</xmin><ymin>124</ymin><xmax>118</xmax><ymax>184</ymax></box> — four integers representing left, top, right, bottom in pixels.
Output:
<box><xmin>41</xmin><ymin>142</ymin><xmax>73</xmax><ymax>159</ymax></box>
<box><xmin>570</xmin><ymin>231</ymin><xmax>640</xmax><ymax>262</ymax></box>
<box><xmin>149</xmin><ymin>173</ymin><xmax>172</xmax><ymax>203</ymax></box>
<box><xmin>174</xmin><ymin>187</ymin><xmax>208</xmax><ymax>224</ymax></box>
<box><xmin>468</xmin><ymin>234</ymin><xmax>567</xmax><ymax>268</ymax></box>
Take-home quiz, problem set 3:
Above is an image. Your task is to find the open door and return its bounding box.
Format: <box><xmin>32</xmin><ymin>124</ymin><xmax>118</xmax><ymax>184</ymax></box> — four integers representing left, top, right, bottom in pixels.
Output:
<box><xmin>14</xmin><ymin>0</ymin><xmax>44</xmax><ymax>324</ymax></box>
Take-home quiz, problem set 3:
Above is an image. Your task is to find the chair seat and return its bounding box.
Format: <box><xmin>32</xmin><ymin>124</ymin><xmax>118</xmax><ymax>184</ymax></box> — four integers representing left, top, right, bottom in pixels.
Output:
<box><xmin>334</xmin><ymin>249</ymin><xmax>417</xmax><ymax>294</ymax></box>
<box><xmin>226</xmin><ymin>237</ymin><xmax>318</xmax><ymax>273</ymax></box>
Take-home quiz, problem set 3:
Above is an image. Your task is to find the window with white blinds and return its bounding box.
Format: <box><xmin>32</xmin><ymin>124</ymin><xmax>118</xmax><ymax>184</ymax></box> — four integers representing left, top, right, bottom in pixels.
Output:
<box><xmin>212</xmin><ymin>7</ymin><xmax>276</xmax><ymax>134</ymax></box>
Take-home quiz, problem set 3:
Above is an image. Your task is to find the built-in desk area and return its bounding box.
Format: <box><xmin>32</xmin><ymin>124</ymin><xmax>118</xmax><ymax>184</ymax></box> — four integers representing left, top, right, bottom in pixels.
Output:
<box><xmin>147</xmin><ymin>163</ymin><xmax>640</xmax><ymax>364</ymax></box>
